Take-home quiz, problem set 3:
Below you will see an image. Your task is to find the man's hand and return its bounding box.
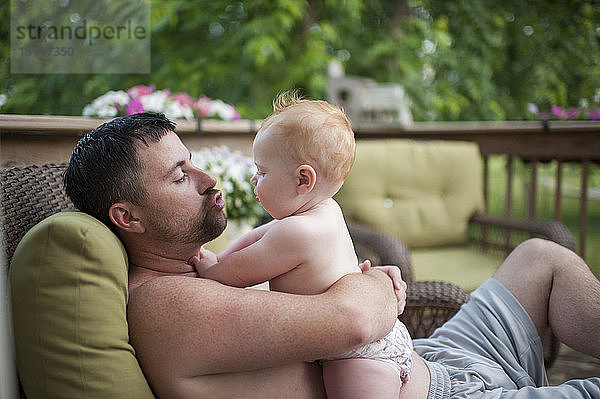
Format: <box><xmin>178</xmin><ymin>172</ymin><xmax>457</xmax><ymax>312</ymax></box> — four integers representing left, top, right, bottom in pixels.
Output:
<box><xmin>188</xmin><ymin>247</ymin><xmax>218</xmax><ymax>277</ymax></box>
<box><xmin>360</xmin><ymin>260</ymin><xmax>407</xmax><ymax>316</ymax></box>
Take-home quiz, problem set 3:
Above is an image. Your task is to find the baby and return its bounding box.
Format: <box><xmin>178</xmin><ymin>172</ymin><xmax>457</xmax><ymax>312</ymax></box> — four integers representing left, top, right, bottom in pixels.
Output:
<box><xmin>191</xmin><ymin>91</ymin><xmax>413</xmax><ymax>398</ymax></box>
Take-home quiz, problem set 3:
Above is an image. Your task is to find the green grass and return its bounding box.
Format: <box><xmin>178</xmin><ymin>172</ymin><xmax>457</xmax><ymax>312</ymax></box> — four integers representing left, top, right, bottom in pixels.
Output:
<box><xmin>487</xmin><ymin>156</ymin><xmax>600</xmax><ymax>278</ymax></box>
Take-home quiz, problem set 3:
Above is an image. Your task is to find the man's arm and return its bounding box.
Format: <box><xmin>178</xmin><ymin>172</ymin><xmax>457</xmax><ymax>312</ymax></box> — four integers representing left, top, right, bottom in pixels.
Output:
<box><xmin>127</xmin><ymin>268</ymin><xmax>398</xmax><ymax>395</ymax></box>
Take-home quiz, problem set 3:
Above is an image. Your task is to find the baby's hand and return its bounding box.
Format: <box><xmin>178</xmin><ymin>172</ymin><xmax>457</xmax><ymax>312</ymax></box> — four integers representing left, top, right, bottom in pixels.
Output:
<box><xmin>360</xmin><ymin>260</ymin><xmax>407</xmax><ymax>316</ymax></box>
<box><xmin>188</xmin><ymin>247</ymin><xmax>218</xmax><ymax>277</ymax></box>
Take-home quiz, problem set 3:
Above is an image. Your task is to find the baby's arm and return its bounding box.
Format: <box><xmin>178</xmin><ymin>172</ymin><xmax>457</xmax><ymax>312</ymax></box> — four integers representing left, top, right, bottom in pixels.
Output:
<box><xmin>217</xmin><ymin>219</ymin><xmax>276</xmax><ymax>259</ymax></box>
<box><xmin>192</xmin><ymin>221</ymin><xmax>306</xmax><ymax>288</ymax></box>
<box><xmin>191</xmin><ymin>221</ymin><xmax>276</xmax><ymax>278</ymax></box>
<box><xmin>190</xmin><ymin>247</ymin><xmax>219</xmax><ymax>276</ymax></box>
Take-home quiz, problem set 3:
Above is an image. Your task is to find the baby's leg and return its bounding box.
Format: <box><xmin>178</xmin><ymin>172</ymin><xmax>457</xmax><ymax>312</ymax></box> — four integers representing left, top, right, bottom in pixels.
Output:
<box><xmin>322</xmin><ymin>358</ymin><xmax>401</xmax><ymax>399</ymax></box>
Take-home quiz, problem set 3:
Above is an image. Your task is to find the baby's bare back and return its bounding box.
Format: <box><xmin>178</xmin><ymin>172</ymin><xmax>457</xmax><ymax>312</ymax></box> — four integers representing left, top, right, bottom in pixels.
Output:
<box><xmin>269</xmin><ymin>199</ymin><xmax>360</xmax><ymax>295</ymax></box>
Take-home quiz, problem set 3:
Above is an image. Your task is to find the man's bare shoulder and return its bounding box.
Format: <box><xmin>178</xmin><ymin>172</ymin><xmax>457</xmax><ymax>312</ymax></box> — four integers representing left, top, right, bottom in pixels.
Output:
<box><xmin>126</xmin><ymin>275</ymin><xmax>269</xmax><ymax>378</ymax></box>
<box><xmin>128</xmin><ymin>275</ymin><xmax>226</xmax><ymax>312</ymax></box>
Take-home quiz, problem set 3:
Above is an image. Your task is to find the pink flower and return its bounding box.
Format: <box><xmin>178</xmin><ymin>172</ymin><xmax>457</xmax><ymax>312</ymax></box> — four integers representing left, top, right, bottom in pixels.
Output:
<box><xmin>194</xmin><ymin>95</ymin><xmax>212</xmax><ymax>117</ymax></box>
<box><xmin>567</xmin><ymin>108</ymin><xmax>580</xmax><ymax>119</ymax></box>
<box><xmin>231</xmin><ymin>107</ymin><xmax>241</xmax><ymax>120</ymax></box>
<box><xmin>590</xmin><ymin>108</ymin><xmax>600</xmax><ymax>120</ymax></box>
<box><xmin>174</xmin><ymin>92</ymin><xmax>196</xmax><ymax>107</ymax></box>
<box><xmin>126</xmin><ymin>97</ymin><xmax>145</xmax><ymax>114</ymax></box>
<box><xmin>551</xmin><ymin>105</ymin><xmax>567</xmax><ymax>119</ymax></box>
<box><xmin>127</xmin><ymin>85</ymin><xmax>155</xmax><ymax>98</ymax></box>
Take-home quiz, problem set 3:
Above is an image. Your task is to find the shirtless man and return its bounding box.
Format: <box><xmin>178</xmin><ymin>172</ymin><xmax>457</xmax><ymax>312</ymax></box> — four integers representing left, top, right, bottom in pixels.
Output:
<box><xmin>64</xmin><ymin>112</ymin><xmax>600</xmax><ymax>398</ymax></box>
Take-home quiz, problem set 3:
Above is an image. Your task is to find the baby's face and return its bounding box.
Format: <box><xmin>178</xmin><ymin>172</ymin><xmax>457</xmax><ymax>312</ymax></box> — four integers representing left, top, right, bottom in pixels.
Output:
<box><xmin>250</xmin><ymin>128</ymin><xmax>300</xmax><ymax>219</ymax></box>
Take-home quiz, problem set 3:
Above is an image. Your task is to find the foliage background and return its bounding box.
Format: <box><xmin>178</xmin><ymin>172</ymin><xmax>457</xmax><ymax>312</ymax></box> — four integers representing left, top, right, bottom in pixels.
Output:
<box><xmin>1</xmin><ymin>0</ymin><xmax>599</xmax><ymax>121</ymax></box>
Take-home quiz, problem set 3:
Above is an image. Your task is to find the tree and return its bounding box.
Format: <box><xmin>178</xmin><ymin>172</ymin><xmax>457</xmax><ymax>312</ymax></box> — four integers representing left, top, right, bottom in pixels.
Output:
<box><xmin>1</xmin><ymin>0</ymin><xmax>598</xmax><ymax>121</ymax></box>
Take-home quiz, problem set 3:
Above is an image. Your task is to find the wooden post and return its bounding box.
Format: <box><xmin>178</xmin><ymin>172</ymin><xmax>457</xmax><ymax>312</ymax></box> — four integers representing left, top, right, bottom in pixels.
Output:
<box><xmin>483</xmin><ymin>154</ymin><xmax>489</xmax><ymax>213</ymax></box>
<box><xmin>554</xmin><ymin>159</ymin><xmax>563</xmax><ymax>221</ymax></box>
<box><xmin>505</xmin><ymin>155</ymin><xmax>514</xmax><ymax>252</ymax></box>
<box><xmin>528</xmin><ymin>159</ymin><xmax>538</xmax><ymax>219</ymax></box>
<box><xmin>506</xmin><ymin>155</ymin><xmax>513</xmax><ymax>218</ymax></box>
<box><xmin>481</xmin><ymin>155</ymin><xmax>489</xmax><ymax>251</ymax></box>
<box><xmin>580</xmin><ymin>160</ymin><xmax>589</xmax><ymax>259</ymax></box>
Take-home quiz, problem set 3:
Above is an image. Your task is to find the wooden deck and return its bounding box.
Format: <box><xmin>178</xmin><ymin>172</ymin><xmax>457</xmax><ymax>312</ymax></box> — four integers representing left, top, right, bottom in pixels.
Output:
<box><xmin>547</xmin><ymin>344</ymin><xmax>600</xmax><ymax>385</ymax></box>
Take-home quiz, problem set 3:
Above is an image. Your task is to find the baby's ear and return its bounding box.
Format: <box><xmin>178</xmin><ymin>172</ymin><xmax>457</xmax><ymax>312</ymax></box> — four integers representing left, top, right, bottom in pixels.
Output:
<box><xmin>296</xmin><ymin>164</ymin><xmax>317</xmax><ymax>194</ymax></box>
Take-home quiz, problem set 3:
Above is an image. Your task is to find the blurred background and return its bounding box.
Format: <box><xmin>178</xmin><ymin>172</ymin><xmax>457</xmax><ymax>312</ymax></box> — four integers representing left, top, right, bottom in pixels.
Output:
<box><xmin>2</xmin><ymin>0</ymin><xmax>599</xmax><ymax>120</ymax></box>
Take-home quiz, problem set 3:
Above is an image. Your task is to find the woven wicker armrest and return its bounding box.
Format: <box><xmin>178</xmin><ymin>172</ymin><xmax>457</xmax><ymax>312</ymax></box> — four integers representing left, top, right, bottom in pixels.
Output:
<box><xmin>400</xmin><ymin>280</ymin><xmax>470</xmax><ymax>339</ymax></box>
<box><xmin>348</xmin><ymin>221</ymin><xmax>413</xmax><ymax>282</ymax></box>
<box><xmin>1</xmin><ymin>163</ymin><xmax>73</xmax><ymax>262</ymax></box>
<box><xmin>469</xmin><ymin>213</ymin><xmax>576</xmax><ymax>253</ymax></box>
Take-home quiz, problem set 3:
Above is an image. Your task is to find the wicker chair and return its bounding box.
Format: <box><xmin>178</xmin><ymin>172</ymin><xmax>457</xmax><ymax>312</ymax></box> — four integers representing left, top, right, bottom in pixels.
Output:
<box><xmin>0</xmin><ymin>164</ymin><xmax>472</xmax><ymax>397</ymax></box>
<box><xmin>9</xmin><ymin>163</ymin><xmax>578</xmax><ymax>396</ymax></box>
<box><xmin>0</xmin><ymin>164</ymin><xmax>471</xmax><ymax>395</ymax></box>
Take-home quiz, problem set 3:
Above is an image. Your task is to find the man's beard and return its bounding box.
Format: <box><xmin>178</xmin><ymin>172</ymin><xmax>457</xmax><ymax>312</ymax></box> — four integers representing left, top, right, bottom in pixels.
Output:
<box><xmin>144</xmin><ymin>193</ymin><xmax>227</xmax><ymax>245</ymax></box>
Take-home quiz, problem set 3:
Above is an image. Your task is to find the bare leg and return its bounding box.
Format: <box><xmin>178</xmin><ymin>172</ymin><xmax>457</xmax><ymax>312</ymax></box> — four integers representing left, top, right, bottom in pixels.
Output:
<box><xmin>493</xmin><ymin>238</ymin><xmax>600</xmax><ymax>358</ymax></box>
<box><xmin>180</xmin><ymin>362</ymin><xmax>326</xmax><ymax>398</ymax></box>
<box><xmin>322</xmin><ymin>358</ymin><xmax>401</xmax><ymax>399</ymax></box>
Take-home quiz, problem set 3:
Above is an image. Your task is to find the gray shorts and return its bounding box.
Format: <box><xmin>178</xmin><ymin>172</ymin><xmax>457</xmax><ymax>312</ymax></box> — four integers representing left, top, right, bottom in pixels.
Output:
<box><xmin>413</xmin><ymin>278</ymin><xmax>600</xmax><ymax>398</ymax></box>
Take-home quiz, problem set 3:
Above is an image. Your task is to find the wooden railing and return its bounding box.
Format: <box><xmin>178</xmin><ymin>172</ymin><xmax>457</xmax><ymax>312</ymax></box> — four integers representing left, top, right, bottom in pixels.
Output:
<box><xmin>0</xmin><ymin>113</ymin><xmax>259</xmax><ymax>136</ymax></box>
<box><xmin>0</xmin><ymin>114</ymin><xmax>258</xmax><ymax>168</ymax></box>
<box><xmin>2</xmin><ymin>115</ymin><xmax>598</xmax><ymax>258</ymax></box>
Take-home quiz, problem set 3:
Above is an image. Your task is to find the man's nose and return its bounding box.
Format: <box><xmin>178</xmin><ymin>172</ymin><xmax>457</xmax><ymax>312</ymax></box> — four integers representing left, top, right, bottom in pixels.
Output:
<box><xmin>250</xmin><ymin>174</ymin><xmax>258</xmax><ymax>186</ymax></box>
<box><xmin>194</xmin><ymin>168</ymin><xmax>217</xmax><ymax>193</ymax></box>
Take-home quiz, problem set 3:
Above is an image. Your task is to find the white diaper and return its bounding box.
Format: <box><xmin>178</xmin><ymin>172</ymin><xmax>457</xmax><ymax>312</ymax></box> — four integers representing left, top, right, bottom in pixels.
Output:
<box><xmin>325</xmin><ymin>319</ymin><xmax>413</xmax><ymax>383</ymax></box>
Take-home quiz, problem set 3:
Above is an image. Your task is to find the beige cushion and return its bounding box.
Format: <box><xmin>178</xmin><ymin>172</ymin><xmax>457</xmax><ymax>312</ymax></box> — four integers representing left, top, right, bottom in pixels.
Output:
<box><xmin>337</xmin><ymin>139</ymin><xmax>484</xmax><ymax>248</ymax></box>
<box><xmin>10</xmin><ymin>211</ymin><xmax>154</xmax><ymax>399</ymax></box>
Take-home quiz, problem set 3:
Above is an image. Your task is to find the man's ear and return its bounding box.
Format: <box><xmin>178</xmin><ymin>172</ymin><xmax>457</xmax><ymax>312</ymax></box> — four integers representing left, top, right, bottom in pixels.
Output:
<box><xmin>296</xmin><ymin>164</ymin><xmax>317</xmax><ymax>195</ymax></box>
<box><xmin>108</xmin><ymin>202</ymin><xmax>146</xmax><ymax>233</ymax></box>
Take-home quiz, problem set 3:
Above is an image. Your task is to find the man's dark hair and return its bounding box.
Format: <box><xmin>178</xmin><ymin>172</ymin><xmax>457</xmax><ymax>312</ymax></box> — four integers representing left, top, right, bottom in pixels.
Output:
<box><xmin>64</xmin><ymin>112</ymin><xmax>176</xmax><ymax>230</ymax></box>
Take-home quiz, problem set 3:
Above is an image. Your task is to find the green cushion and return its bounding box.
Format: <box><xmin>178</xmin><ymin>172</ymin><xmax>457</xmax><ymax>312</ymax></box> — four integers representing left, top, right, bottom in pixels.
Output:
<box><xmin>10</xmin><ymin>211</ymin><xmax>154</xmax><ymax>399</ymax></box>
<box><xmin>336</xmin><ymin>139</ymin><xmax>484</xmax><ymax>248</ymax></box>
<box><xmin>411</xmin><ymin>246</ymin><xmax>504</xmax><ymax>292</ymax></box>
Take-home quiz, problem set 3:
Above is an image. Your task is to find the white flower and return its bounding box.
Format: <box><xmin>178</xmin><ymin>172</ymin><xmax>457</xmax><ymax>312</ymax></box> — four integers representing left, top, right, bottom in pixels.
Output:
<box><xmin>139</xmin><ymin>90</ymin><xmax>170</xmax><ymax>113</ymax></box>
<box><xmin>82</xmin><ymin>104</ymin><xmax>96</xmax><ymax>117</ymax></box>
<box><xmin>222</xmin><ymin>180</ymin><xmax>234</xmax><ymax>193</ymax></box>
<box><xmin>95</xmin><ymin>105</ymin><xmax>119</xmax><ymax>118</ymax></box>
<box><xmin>95</xmin><ymin>90</ymin><xmax>129</xmax><ymax>107</ymax></box>
<box><xmin>82</xmin><ymin>90</ymin><xmax>129</xmax><ymax>117</ymax></box>
<box><xmin>593</xmin><ymin>88</ymin><xmax>600</xmax><ymax>104</ymax></box>
<box><xmin>0</xmin><ymin>94</ymin><xmax>8</xmax><ymax>108</ymax></box>
<box><xmin>211</xmin><ymin>163</ymin><xmax>226</xmax><ymax>176</ymax></box>
<box><xmin>191</xmin><ymin>146</ymin><xmax>263</xmax><ymax>223</ymax></box>
<box><xmin>240</xmin><ymin>180</ymin><xmax>252</xmax><ymax>192</ymax></box>
<box><xmin>209</xmin><ymin>100</ymin><xmax>237</xmax><ymax>120</ymax></box>
<box><xmin>163</xmin><ymin>101</ymin><xmax>195</xmax><ymax>121</ymax></box>
<box><xmin>527</xmin><ymin>103</ymin><xmax>539</xmax><ymax>115</ymax></box>
<box><xmin>82</xmin><ymin>86</ymin><xmax>241</xmax><ymax>121</ymax></box>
